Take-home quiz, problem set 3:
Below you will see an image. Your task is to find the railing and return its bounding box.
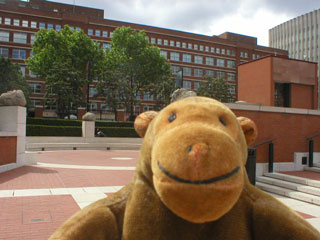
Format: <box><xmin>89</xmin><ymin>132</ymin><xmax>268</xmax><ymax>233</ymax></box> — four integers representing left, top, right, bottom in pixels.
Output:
<box><xmin>252</xmin><ymin>138</ymin><xmax>277</xmax><ymax>173</ymax></box>
<box><xmin>307</xmin><ymin>133</ymin><xmax>320</xmax><ymax>167</ymax></box>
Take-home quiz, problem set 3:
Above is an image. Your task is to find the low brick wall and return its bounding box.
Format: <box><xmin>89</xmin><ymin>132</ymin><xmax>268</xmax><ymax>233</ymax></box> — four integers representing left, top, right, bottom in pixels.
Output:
<box><xmin>226</xmin><ymin>103</ymin><xmax>320</xmax><ymax>164</ymax></box>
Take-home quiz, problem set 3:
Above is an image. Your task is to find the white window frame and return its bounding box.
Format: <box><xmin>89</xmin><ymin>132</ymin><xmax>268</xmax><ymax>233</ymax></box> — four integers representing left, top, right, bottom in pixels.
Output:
<box><xmin>170</xmin><ymin>52</ymin><xmax>180</xmax><ymax>61</ymax></box>
<box><xmin>22</xmin><ymin>20</ymin><xmax>28</xmax><ymax>27</ymax></box>
<box><xmin>13</xmin><ymin>32</ymin><xmax>27</xmax><ymax>44</ymax></box>
<box><xmin>4</xmin><ymin>18</ymin><xmax>11</xmax><ymax>25</ymax></box>
<box><xmin>194</xmin><ymin>55</ymin><xmax>203</xmax><ymax>64</ymax></box>
<box><xmin>205</xmin><ymin>57</ymin><xmax>214</xmax><ymax>66</ymax></box>
<box><xmin>31</xmin><ymin>21</ymin><xmax>37</xmax><ymax>28</ymax></box>
<box><xmin>183</xmin><ymin>54</ymin><xmax>192</xmax><ymax>63</ymax></box>
<box><xmin>0</xmin><ymin>31</ymin><xmax>10</xmax><ymax>42</ymax></box>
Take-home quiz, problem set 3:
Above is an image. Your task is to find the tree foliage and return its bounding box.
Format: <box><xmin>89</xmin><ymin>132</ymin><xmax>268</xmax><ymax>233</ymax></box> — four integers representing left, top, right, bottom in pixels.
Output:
<box><xmin>150</xmin><ymin>77</ymin><xmax>176</xmax><ymax>110</ymax></box>
<box><xmin>98</xmin><ymin>27</ymin><xmax>171</xmax><ymax>119</ymax></box>
<box><xmin>27</xmin><ymin>25</ymin><xmax>104</xmax><ymax>118</ymax></box>
<box><xmin>197</xmin><ymin>75</ymin><xmax>235</xmax><ymax>103</ymax></box>
<box><xmin>0</xmin><ymin>57</ymin><xmax>30</xmax><ymax>100</ymax></box>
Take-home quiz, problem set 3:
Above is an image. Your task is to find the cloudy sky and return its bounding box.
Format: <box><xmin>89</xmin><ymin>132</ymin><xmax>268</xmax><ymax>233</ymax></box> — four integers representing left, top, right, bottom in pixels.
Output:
<box><xmin>50</xmin><ymin>0</ymin><xmax>320</xmax><ymax>46</ymax></box>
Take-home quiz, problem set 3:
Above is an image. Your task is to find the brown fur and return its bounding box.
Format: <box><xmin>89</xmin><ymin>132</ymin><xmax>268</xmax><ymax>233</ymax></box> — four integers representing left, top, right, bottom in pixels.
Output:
<box><xmin>50</xmin><ymin>96</ymin><xmax>320</xmax><ymax>239</ymax></box>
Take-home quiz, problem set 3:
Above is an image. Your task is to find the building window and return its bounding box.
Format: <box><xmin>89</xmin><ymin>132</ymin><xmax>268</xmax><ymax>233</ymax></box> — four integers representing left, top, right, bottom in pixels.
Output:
<box><xmin>13</xmin><ymin>32</ymin><xmax>27</xmax><ymax>44</ymax></box>
<box><xmin>240</xmin><ymin>51</ymin><xmax>248</xmax><ymax>58</ymax></box>
<box><xmin>182</xmin><ymin>54</ymin><xmax>191</xmax><ymax>63</ymax></box>
<box><xmin>170</xmin><ymin>52</ymin><xmax>180</xmax><ymax>61</ymax></box>
<box><xmin>226</xmin><ymin>49</ymin><xmax>230</xmax><ymax>56</ymax></box>
<box><xmin>160</xmin><ymin>50</ymin><xmax>167</xmax><ymax>59</ymax></box>
<box><xmin>205</xmin><ymin>46</ymin><xmax>209</xmax><ymax>52</ymax></box>
<box><xmin>229</xmin><ymin>85</ymin><xmax>235</xmax><ymax>94</ymax></box>
<box><xmin>183</xmin><ymin>67</ymin><xmax>192</xmax><ymax>76</ymax></box>
<box><xmin>144</xmin><ymin>92</ymin><xmax>153</xmax><ymax>101</ymax></box>
<box><xmin>194</xmin><ymin>44</ymin><xmax>198</xmax><ymax>50</ymax></box>
<box><xmin>227</xmin><ymin>72</ymin><xmax>236</xmax><ymax>81</ymax></box>
<box><xmin>205</xmin><ymin>57</ymin><xmax>214</xmax><ymax>66</ymax></box>
<box><xmin>29</xmin><ymin>69</ymin><xmax>37</xmax><ymax>78</ymax></box>
<box><xmin>29</xmin><ymin>83</ymin><xmax>42</xmax><ymax>94</ymax></box>
<box><xmin>0</xmin><ymin>47</ymin><xmax>8</xmax><ymax>58</ymax></box>
<box><xmin>183</xmin><ymin>80</ymin><xmax>192</xmax><ymax>89</ymax></box>
<box><xmin>164</xmin><ymin>40</ymin><xmax>168</xmax><ymax>46</ymax></box>
<box><xmin>188</xmin><ymin>43</ymin><xmax>192</xmax><ymax>49</ymax></box>
<box><xmin>48</xmin><ymin>23</ymin><xmax>53</xmax><ymax>30</ymax></box>
<box><xmin>176</xmin><ymin>41</ymin><xmax>181</xmax><ymax>47</ymax></box>
<box><xmin>30</xmin><ymin>34</ymin><xmax>36</xmax><ymax>44</ymax></box>
<box><xmin>182</xmin><ymin>42</ymin><xmax>186</xmax><ymax>48</ymax></box>
<box><xmin>157</xmin><ymin>38</ymin><xmax>162</xmax><ymax>45</ymax></box>
<box><xmin>217</xmin><ymin>71</ymin><xmax>225</xmax><ymax>79</ymax></box>
<box><xmin>216</xmin><ymin>59</ymin><xmax>225</xmax><ymax>67</ymax></box>
<box><xmin>216</xmin><ymin>48</ymin><xmax>220</xmax><ymax>54</ymax></box>
<box><xmin>31</xmin><ymin>21</ymin><xmax>37</xmax><ymax>28</ymax></box>
<box><xmin>227</xmin><ymin>60</ymin><xmax>235</xmax><ymax>69</ymax></box>
<box><xmin>12</xmin><ymin>49</ymin><xmax>26</xmax><ymax>59</ymax></box>
<box><xmin>88</xmin><ymin>29</ymin><xmax>93</xmax><ymax>36</ymax></box>
<box><xmin>194</xmin><ymin>68</ymin><xmax>203</xmax><ymax>77</ymax></box>
<box><xmin>171</xmin><ymin>65</ymin><xmax>180</xmax><ymax>74</ymax></box>
<box><xmin>69</xmin><ymin>26</ymin><xmax>74</xmax><ymax>30</ymax></box>
<box><xmin>30</xmin><ymin>99</ymin><xmax>42</xmax><ymax>108</ymax></box>
<box><xmin>221</xmin><ymin>49</ymin><xmax>225</xmax><ymax>55</ymax></box>
<box><xmin>211</xmin><ymin>47</ymin><xmax>215</xmax><ymax>53</ymax></box>
<box><xmin>95</xmin><ymin>29</ymin><xmax>101</xmax><ymax>36</ymax></box>
<box><xmin>22</xmin><ymin>20</ymin><xmax>28</xmax><ymax>27</ymax></box>
<box><xmin>5</xmin><ymin>18</ymin><xmax>11</xmax><ymax>25</ymax></box>
<box><xmin>102</xmin><ymin>42</ymin><xmax>111</xmax><ymax>51</ymax></box>
<box><xmin>102</xmin><ymin>31</ymin><xmax>108</xmax><ymax>38</ymax></box>
<box><xmin>170</xmin><ymin>40</ymin><xmax>174</xmax><ymax>47</ymax></box>
<box><xmin>199</xmin><ymin>45</ymin><xmax>203</xmax><ymax>51</ymax></box>
<box><xmin>55</xmin><ymin>24</ymin><xmax>61</xmax><ymax>31</ymax></box>
<box><xmin>151</xmin><ymin>38</ymin><xmax>156</xmax><ymax>44</ymax></box>
<box><xmin>39</xmin><ymin>22</ymin><xmax>45</xmax><ymax>29</ymax></box>
<box><xmin>206</xmin><ymin>69</ymin><xmax>214</xmax><ymax>77</ymax></box>
<box><xmin>0</xmin><ymin>17</ymin><xmax>2</xmax><ymax>24</ymax></box>
<box><xmin>89</xmin><ymin>102</ymin><xmax>98</xmax><ymax>111</ymax></box>
<box><xmin>76</xmin><ymin>27</ymin><xmax>81</xmax><ymax>32</ymax></box>
<box><xmin>89</xmin><ymin>87</ymin><xmax>98</xmax><ymax>98</ymax></box>
<box><xmin>0</xmin><ymin>31</ymin><xmax>10</xmax><ymax>42</ymax></box>
<box><xmin>13</xmin><ymin>19</ymin><xmax>20</xmax><ymax>26</ymax></box>
<box><xmin>194</xmin><ymin>55</ymin><xmax>203</xmax><ymax>64</ymax></box>
<box><xmin>110</xmin><ymin>32</ymin><xmax>113</xmax><ymax>38</ymax></box>
<box><xmin>231</xmin><ymin>50</ymin><xmax>236</xmax><ymax>56</ymax></box>
<box><xmin>194</xmin><ymin>81</ymin><xmax>200</xmax><ymax>90</ymax></box>
<box><xmin>143</xmin><ymin>105</ymin><xmax>154</xmax><ymax>112</ymax></box>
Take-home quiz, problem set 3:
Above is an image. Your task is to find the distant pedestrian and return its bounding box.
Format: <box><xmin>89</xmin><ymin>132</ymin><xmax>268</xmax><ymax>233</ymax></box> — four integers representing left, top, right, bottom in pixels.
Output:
<box><xmin>95</xmin><ymin>128</ymin><xmax>106</xmax><ymax>137</ymax></box>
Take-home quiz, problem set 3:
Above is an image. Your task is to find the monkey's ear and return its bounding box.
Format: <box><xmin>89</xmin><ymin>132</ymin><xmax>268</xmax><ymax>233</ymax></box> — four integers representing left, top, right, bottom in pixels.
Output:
<box><xmin>134</xmin><ymin>111</ymin><xmax>158</xmax><ymax>138</ymax></box>
<box><xmin>237</xmin><ymin>117</ymin><xmax>258</xmax><ymax>146</ymax></box>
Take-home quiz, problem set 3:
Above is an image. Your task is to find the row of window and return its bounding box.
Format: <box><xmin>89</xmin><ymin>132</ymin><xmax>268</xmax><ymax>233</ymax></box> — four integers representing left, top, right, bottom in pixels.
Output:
<box><xmin>0</xmin><ymin>47</ymin><xmax>27</xmax><ymax>59</ymax></box>
<box><xmin>0</xmin><ymin>30</ymin><xmax>36</xmax><ymax>44</ymax></box>
<box><xmin>160</xmin><ymin>50</ymin><xmax>236</xmax><ymax>69</ymax></box>
<box><xmin>151</xmin><ymin>37</ymin><xmax>236</xmax><ymax>56</ymax></box>
<box><xmin>171</xmin><ymin>65</ymin><xmax>236</xmax><ymax>81</ymax></box>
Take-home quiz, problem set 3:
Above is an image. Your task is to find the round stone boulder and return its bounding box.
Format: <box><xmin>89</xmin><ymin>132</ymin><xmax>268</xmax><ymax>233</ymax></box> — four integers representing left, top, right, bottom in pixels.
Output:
<box><xmin>0</xmin><ymin>89</ymin><xmax>27</xmax><ymax>107</ymax></box>
<box><xmin>82</xmin><ymin>112</ymin><xmax>96</xmax><ymax>121</ymax></box>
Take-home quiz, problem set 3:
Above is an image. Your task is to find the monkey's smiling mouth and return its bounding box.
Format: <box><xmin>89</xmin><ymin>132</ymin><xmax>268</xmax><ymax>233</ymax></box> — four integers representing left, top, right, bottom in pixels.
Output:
<box><xmin>157</xmin><ymin>162</ymin><xmax>240</xmax><ymax>185</ymax></box>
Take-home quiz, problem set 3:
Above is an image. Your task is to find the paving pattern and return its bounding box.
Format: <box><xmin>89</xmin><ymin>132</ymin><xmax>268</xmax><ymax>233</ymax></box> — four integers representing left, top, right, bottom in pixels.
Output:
<box><xmin>0</xmin><ymin>150</ymin><xmax>319</xmax><ymax>239</ymax></box>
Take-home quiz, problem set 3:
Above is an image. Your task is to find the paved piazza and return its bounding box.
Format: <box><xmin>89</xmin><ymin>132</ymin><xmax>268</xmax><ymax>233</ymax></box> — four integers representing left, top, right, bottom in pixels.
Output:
<box><xmin>0</xmin><ymin>150</ymin><xmax>319</xmax><ymax>239</ymax></box>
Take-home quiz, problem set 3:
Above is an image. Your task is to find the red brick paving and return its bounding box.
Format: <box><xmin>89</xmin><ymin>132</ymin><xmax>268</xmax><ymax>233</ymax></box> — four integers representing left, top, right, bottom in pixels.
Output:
<box><xmin>0</xmin><ymin>166</ymin><xmax>134</xmax><ymax>190</ymax></box>
<box><xmin>37</xmin><ymin>150</ymin><xmax>139</xmax><ymax>167</ymax></box>
<box><xmin>296</xmin><ymin>211</ymin><xmax>316</xmax><ymax>219</ymax></box>
<box><xmin>280</xmin><ymin>171</ymin><xmax>320</xmax><ymax>181</ymax></box>
<box><xmin>0</xmin><ymin>195</ymin><xmax>80</xmax><ymax>240</ymax></box>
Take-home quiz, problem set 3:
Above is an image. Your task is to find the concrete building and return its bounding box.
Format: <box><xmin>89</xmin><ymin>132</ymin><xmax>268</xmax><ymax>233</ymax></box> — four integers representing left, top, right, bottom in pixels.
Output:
<box><xmin>0</xmin><ymin>0</ymin><xmax>287</xmax><ymax>119</ymax></box>
<box><xmin>269</xmin><ymin>9</ymin><xmax>320</xmax><ymax>107</ymax></box>
<box><xmin>238</xmin><ymin>56</ymin><xmax>318</xmax><ymax>109</ymax></box>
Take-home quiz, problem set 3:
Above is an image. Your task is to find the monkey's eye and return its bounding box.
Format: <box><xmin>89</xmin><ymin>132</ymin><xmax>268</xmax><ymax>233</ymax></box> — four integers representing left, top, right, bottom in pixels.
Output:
<box><xmin>168</xmin><ymin>113</ymin><xmax>176</xmax><ymax>122</ymax></box>
<box><xmin>219</xmin><ymin>116</ymin><xmax>227</xmax><ymax>126</ymax></box>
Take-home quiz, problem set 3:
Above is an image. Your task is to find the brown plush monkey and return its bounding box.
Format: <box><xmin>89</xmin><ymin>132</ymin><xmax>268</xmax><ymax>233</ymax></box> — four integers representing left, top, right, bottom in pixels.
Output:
<box><xmin>50</xmin><ymin>96</ymin><xmax>320</xmax><ymax>240</ymax></box>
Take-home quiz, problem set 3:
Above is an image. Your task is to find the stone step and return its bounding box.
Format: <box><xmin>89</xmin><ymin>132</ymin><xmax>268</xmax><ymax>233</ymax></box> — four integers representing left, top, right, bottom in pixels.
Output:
<box><xmin>263</xmin><ymin>172</ymin><xmax>320</xmax><ymax>188</ymax></box>
<box><xmin>305</xmin><ymin>166</ymin><xmax>320</xmax><ymax>173</ymax></box>
<box><xmin>257</xmin><ymin>176</ymin><xmax>320</xmax><ymax>196</ymax></box>
<box><xmin>313</xmin><ymin>163</ymin><xmax>320</xmax><ymax>168</ymax></box>
<box><xmin>26</xmin><ymin>142</ymin><xmax>141</xmax><ymax>151</ymax></box>
<box><xmin>256</xmin><ymin>182</ymin><xmax>320</xmax><ymax>205</ymax></box>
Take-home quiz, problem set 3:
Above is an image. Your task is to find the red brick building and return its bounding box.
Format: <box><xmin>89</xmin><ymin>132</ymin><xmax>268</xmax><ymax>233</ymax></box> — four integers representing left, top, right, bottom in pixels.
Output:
<box><xmin>0</xmin><ymin>0</ymin><xmax>288</xmax><ymax>119</ymax></box>
<box><xmin>238</xmin><ymin>56</ymin><xmax>318</xmax><ymax>109</ymax></box>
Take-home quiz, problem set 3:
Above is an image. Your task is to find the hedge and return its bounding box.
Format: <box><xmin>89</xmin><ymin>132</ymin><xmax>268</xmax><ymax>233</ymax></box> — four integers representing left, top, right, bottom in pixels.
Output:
<box><xmin>27</xmin><ymin>117</ymin><xmax>134</xmax><ymax>128</ymax></box>
<box><xmin>27</xmin><ymin>125</ymin><xmax>82</xmax><ymax>136</ymax></box>
<box><xmin>26</xmin><ymin>125</ymin><xmax>139</xmax><ymax>138</ymax></box>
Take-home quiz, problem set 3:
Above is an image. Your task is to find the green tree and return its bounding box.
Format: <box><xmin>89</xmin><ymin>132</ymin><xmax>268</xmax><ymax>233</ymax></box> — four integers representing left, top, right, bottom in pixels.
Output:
<box><xmin>99</xmin><ymin>26</ymin><xmax>171</xmax><ymax>120</ymax></box>
<box><xmin>27</xmin><ymin>25</ymin><xmax>105</xmax><ymax>118</ymax></box>
<box><xmin>197</xmin><ymin>75</ymin><xmax>235</xmax><ymax>103</ymax></box>
<box><xmin>150</xmin><ymin>76</ymin><xmax>176</xmax><ymax>110</ymax></box>
<box><xmin>0</xmin><ymin>57</ymin><xmax>30</xmax><ymax>100</ymax></box>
